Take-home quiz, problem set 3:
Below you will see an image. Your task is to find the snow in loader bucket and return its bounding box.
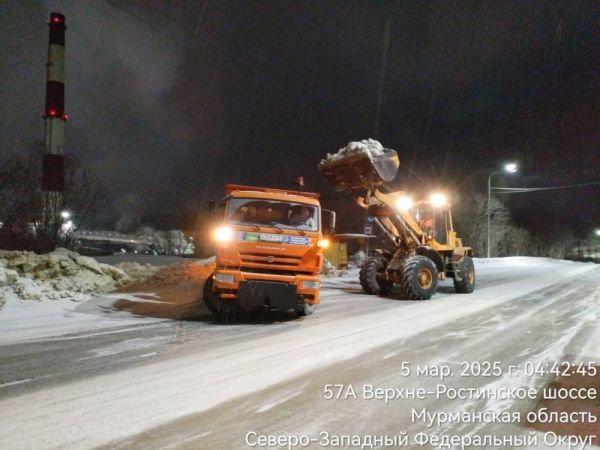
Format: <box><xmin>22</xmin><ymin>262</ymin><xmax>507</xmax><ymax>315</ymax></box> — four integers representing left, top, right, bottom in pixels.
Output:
<box><xmin>318</xmin><ymin>139</ymin><xmax>400</xmax><ymax>191</ymax></box>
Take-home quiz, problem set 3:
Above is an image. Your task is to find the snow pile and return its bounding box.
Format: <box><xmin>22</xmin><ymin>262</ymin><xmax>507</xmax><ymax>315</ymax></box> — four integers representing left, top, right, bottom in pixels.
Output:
<box><xmin>0</xmin><ymin>249</ymin><xmax>158</xmax><ymax>307</ymax></box>
<box><xmin>322</xmin><ymin>138</ymin><xmax>385</xmax><ymax>163</ymax></box>
<box><xmin>125</xmin><ymin>261</ymin><xmax>205</xmax><ymax>288</ymax></box>
<box><xmin>348</xmin><ymin>250</ymin><xmax>367</xmax><ymax>268</ymax></box>
<box><xmin>321</xmin><ymin>258</ymin><xmax>335</xmax><ymax>276</ymax></box>
<box><xmin>113</xmin><ymin>261</ymin><xmax>160</xmax><ymax>281</ymax></box>
<box><xmin>320</xmin><ymin>258</ymin><xmax>349</xmax><ymax>278</ymax></box>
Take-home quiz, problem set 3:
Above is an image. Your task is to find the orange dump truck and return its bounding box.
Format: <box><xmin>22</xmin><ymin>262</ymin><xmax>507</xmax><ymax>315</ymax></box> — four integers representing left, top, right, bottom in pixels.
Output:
<box><xmin>203</xmin><ymin>184</ymin><xmax>334</xmax><ymax>321</ymax></box>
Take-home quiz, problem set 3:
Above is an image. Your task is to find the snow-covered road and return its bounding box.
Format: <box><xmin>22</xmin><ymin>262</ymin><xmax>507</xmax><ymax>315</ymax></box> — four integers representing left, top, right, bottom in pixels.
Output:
<box><xmin>0</xmin><ymin>258</ymin><xmax>598</xmax><ymax>449</ymax></box>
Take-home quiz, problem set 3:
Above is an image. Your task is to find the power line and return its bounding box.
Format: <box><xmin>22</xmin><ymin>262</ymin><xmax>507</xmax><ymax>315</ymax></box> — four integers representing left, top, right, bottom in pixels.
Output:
<box><xmin>493</xmin><ymin>180</ymin><xmax>600</xmax><ymax>194</ymax></box>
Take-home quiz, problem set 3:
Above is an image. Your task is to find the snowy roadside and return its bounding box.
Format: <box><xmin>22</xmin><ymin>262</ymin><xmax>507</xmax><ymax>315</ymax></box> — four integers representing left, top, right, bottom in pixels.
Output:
<box><xmin>0</xmin><ymin>248</ymin><xmax>160</xmax><ymax>305</ymax></box>
<box><xmin>0</xmin><ymin>258</ymin><xmax>596</xmax><ymax>450</ymax></box>
<box><xmin>0</xmin><ymin>249</ymin><xmax>213</xmax><ymax>344</ymax></box>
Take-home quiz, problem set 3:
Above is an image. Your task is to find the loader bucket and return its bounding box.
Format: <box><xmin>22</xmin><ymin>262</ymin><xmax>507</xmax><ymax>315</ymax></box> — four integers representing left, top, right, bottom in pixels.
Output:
<box><xmin>318</xmin><ymin>148</ymin><xmax>400</xmax><ymax>192</ymax></box>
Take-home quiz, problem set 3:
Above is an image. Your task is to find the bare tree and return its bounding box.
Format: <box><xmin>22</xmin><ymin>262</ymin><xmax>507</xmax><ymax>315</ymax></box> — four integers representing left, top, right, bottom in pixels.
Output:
<box><xmin>453</xmin><ymin>194</ymin><xmax>532</xmax><ymax>257</ymax></box>
<box><xmin>115</xmin><ymin>194</ymin><xmax>144</xmax><ymax>234</ymax></box>
<box><xmin>0</xmin><ymin>142</ymin><xmax>103</xmax><ymax>251</ymax></box>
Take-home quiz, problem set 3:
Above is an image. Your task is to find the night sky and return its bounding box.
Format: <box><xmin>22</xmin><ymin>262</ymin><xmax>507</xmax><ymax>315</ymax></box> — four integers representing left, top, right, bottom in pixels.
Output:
<box><xmin>1</xmin><ymin>1</ymin><xmax>599</xmax><ymax>234</ymax></box>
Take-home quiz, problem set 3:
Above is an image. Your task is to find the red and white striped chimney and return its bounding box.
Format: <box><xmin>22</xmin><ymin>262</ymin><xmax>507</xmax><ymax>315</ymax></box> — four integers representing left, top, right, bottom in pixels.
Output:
<box><xmin>42</xmin><ymin>12</ymin><xmax>67</xmax><ymax>217</ymax></box>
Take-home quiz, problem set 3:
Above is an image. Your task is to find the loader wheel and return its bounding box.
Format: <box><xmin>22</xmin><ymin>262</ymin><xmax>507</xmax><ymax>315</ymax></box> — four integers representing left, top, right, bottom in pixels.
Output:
<box><xmin>359</xmin><ymin>257</ymin><xmax>393</xmax><ymax>295</ymax></box>
<box><xmin>203</xmin><ymin>274</ymin><xmax>238</xmax><ymax>323</ymax></box>
<box><xmin>400</xmin><ymin>255</ymin><xmax>438</xmax><ymax>300</ymax></box>
<box><xmin>453</xmin><ymin>256</ymin><xmax>475</xmax><ymax>293</ymax></box>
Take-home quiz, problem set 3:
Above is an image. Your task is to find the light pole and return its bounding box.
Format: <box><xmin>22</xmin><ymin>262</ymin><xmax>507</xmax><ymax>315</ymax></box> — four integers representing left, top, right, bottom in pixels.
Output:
<box><xmin>487</xmin><ymin>163</ymin><xmax>518</xmax><ymax>258</ymax></box>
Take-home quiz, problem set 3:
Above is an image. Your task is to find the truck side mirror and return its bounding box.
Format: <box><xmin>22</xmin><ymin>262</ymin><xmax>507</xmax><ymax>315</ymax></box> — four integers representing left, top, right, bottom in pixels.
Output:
<box><xmin>322</xmin><ymin>209</ymin><xmax>336</xmax><ymax>236</ymax></box>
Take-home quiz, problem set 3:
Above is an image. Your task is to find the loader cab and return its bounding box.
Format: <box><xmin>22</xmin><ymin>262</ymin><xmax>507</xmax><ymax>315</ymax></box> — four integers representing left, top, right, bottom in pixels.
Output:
<box><xmin>412</xmin><ymin>202</ymin><xmax>453</xmax><ymax>246</ymax></box>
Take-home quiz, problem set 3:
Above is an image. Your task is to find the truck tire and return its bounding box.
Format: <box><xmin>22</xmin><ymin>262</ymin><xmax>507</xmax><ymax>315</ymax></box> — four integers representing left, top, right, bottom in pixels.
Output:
<box><xmin>453</xmin><ymin>256</ymin><xmax>475</xmax><ymax>293</ymax></box>
<box><xmin>400</xmin><ymin>255</ymin><xmax>438</xmax><ymax>300</ymax></box>
<box><xmin>203</xmin><ymin>274</ymin><xmax>237</xmax><ymax>323</ymax></box>
<box><xmin>359</xmin><ymin>257</ymin><xmax>393</xmax><ymax>295</ymax></box>
<box><xmin>297</xmin><ymin>302</ymin><xmax>316</xmax><ymax>316</ymax></box>
<box><xmin>202</xmin><ymin>275</ymin><xmax>217</xmax><ymax>314</ymax></box>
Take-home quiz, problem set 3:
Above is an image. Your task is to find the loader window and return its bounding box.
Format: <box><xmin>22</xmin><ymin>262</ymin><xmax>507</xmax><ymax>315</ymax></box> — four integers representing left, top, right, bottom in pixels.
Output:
<box><xmin>227</xmin><ymin>198</ymin><xmax>319</xmax><ymax>231</ymax></box>
<box><xmin>414</xmin><ymin>206</ymin><xmax>434</xmax><ymax>232</ymax></box>
<box><xmin>434</xmin><ymin>208</ymin><xmax>447</xmax><ymax>244</ymax></box>
<box><xmin>414</xmin><ymin>205</ymin><xmax>447</xmax><ymax>244</ymax></box>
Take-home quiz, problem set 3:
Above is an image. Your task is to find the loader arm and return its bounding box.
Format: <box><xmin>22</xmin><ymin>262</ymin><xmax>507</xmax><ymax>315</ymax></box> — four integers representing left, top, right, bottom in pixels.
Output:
<box><xmin>372</xmin><ymin>189</ymin><xmax>424</xmax><ymax>240</ymax></box>
<box><xmin>319</xmin><ymin>147</ymin><xmax>425</xmax><ymax>247</ymax></box>
<box><xmin>354</xmin><ymin>188</ymin><xmax>424</xmax><ymax>247</ymax></box>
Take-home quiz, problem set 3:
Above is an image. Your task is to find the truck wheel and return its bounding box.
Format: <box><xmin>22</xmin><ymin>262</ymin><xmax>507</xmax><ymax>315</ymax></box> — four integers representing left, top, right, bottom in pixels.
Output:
<box><xmin>203</xmin><ymin>274</ymin><xmax>237</xmax><ymax>323</ymax></box>
<box><xmin>359</xmin><ymin>257</ymin><xmax>393</xmax><ymax>295</ymax></box>
<box><xmin>453</xmin><ymin>256</ymin><xmax>475</xmax><ymax>293</ymax></box>
<box><xmin>202</xmin><ymin>275</ymin><xmax>218</xmax><ymax>314</ymax></box>
<box><xmin>400</xmin><ymin>255</ymin><xmax>438</xmax><ymax>300</ymax></box>
<box><xmin>297</xmin><ymin>302</ymin><xmax>316</xmax><ymax>316</ymax></box>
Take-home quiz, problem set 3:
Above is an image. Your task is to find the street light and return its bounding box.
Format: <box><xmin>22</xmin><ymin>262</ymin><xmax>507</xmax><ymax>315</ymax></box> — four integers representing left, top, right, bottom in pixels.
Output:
<box><xmin>60</xmin><ymin>210</ymin><xmax>71</xmax><ymax>220</ymax></box>
<box><xmin>595</xmin><ymin>229</ymin><xmax>600</xmax><ymax>237</ymax></box>
<box><xmin>487</xmin><ymin>163</ymin><xmax>518</xmax><ymax>258</ymax></box>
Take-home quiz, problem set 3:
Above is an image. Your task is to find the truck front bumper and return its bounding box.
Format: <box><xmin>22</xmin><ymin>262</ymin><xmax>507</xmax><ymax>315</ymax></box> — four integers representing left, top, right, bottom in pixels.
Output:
<box><xmin>236</xmin><ymin>281</ymin><xmax>301</xmax><ymax>312</ymax></box>
<box><xmin>212</xmin><ymin>269</ymin><xmax>320</xmax><ymax>310</ymax></box>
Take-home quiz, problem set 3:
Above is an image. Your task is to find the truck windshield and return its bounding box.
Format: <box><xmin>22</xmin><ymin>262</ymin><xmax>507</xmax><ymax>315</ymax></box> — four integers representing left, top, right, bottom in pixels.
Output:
<box><xmin>226</xmin><ymin>198</ymin><xmax>319</xmax><ymax>232</ymax></box>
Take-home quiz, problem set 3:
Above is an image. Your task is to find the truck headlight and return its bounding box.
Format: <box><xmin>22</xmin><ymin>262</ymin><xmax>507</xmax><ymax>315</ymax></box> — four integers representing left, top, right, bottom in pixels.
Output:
<box><xmin>302</xmin><ymin>280</ymin><xmax>320</xmax><ymax>289</ymax></box>
<box><xmin>317</xmin><ymin>239</ymin><xmax>330</xmax><ymax>248</ymax></box>
<box><xmin>214</xmin><ymin>226</ymin><xmax>233</xmax><ymax>242</ymax></box>
<box><xmin>215</xmin><ymin>273</ymin><xmax>234</xmax><ymax>284</ymax></box>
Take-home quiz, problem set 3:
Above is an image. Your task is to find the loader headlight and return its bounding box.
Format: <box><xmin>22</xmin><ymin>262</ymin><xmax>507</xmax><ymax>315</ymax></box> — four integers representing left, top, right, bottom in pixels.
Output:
<box><xmin>317</xmin><ymin>239</ymin><xmax>330</xmax><ymax>248</ymax></box>
<box><xmin>395</xmin><ymin>196</ymin><xmax>413</xmax><ymax>211</ymax></box>
<box><xmin>214</xmin><ymin>226</ymin><xmax>233</xmax><ymax>242</ymax></box>
<box><xmin>430</xmin><ymin>193</ymin><xmax>447</xmax><ymax>207</ymax></box>
<box><xmin>302</xmin><ymin>280</ymin><xmax>320</xmax><ymax>289</ymax></box>
<box><xmin>214</xmin><ymin>273</ymin><xmax>235</xmax><ymax>284</ymax></box>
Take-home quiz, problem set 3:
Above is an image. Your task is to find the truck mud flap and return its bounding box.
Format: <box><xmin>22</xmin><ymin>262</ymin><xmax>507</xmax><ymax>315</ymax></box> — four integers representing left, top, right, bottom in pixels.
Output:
<box><xmin>238</xmin><ymin>281</ymin><xmax>299</xmax><ymax>312</ymax></box>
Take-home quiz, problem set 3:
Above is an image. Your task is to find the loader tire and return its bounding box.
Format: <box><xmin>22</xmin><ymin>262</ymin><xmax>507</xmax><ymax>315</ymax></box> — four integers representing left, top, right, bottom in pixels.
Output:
<box><xmin>400</xmin><ymin>255</ymin><xmax>438</xmax><ymax>300</ymax></box>
<box><xmin>453</xmin><ymin>256</ymin><xmax>475</xmax><ymax>293</ymax></box>
<box><xmin>203</xmin><ymin>274</ymin><xmax>238</xmax><ymax>323</ymax></box>
<box><xmin>359</xmin><ymin>257</ymin><xmax>393</xmax><ymax>295</ymax></box>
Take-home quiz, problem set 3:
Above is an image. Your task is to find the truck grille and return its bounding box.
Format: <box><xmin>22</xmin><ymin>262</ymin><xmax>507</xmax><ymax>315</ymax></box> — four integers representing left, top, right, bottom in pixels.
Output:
<box><xmin>240</xmin><ymin>267</ymin><xmax>313</xmax><ymax>276</ymax></box>
<box><xmin>239</xmin><ymin>252</ymin><xmax>302</xmax><ymax>267</ymax></box>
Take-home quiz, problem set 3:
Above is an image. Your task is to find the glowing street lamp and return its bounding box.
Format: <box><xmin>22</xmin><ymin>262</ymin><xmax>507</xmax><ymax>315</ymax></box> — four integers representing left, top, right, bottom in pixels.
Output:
<box><xmin>60</xmin><ymin>210</ymin><xmax>71</xmax><ymax>220</ymax></box>
<box><xmin>487</xmin><ymin>163</ymin><xmax>518</xmax><ymax>258</ymax></box>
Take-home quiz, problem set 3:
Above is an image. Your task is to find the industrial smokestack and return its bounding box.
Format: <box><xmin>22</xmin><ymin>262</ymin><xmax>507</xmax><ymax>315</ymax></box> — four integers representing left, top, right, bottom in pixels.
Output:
<box><xmin>42</xmin><ymin>12</ymin><xmax>67</xmax><ymax>223</ymax></box>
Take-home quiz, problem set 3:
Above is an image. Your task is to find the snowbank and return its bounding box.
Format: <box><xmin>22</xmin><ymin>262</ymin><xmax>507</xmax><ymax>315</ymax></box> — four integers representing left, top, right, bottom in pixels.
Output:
<box><xmin>94</xmin><ymin>253</ymin><xmax>190</xmax><ymax>267</ymax></box>
<box><xmin>113</xmin><ymin>261</ymin><xmax>160</xmax><ymax>281</ymax></box>
<box><xmin>349</xmin><ymin>250</ymin><xmax>367</xmax><ymax>268</ymax></box>
<box><xmin>321</xmin><ymin>138</ymin><xmax>384</xmax><ymax>163</ymax></box>
<box><xmin>0</xmin><ymin>248</ymin><xmax>158</xmax><ymax>307</ymax></box>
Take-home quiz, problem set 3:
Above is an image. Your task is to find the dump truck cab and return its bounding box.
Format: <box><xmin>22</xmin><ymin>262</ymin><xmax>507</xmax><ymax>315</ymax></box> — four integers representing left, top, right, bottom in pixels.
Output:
<box><xmin>204</xmin><ymin>184</ymin><xmax>331</xmax><ymax>321</ymax></box>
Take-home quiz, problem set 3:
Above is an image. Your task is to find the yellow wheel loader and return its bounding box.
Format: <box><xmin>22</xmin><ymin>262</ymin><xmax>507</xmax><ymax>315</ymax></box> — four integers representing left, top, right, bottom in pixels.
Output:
<box><xmin>318</xmin><ymin>146</ymin><xmax>475</xmax><ymax>300</ymax></box>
